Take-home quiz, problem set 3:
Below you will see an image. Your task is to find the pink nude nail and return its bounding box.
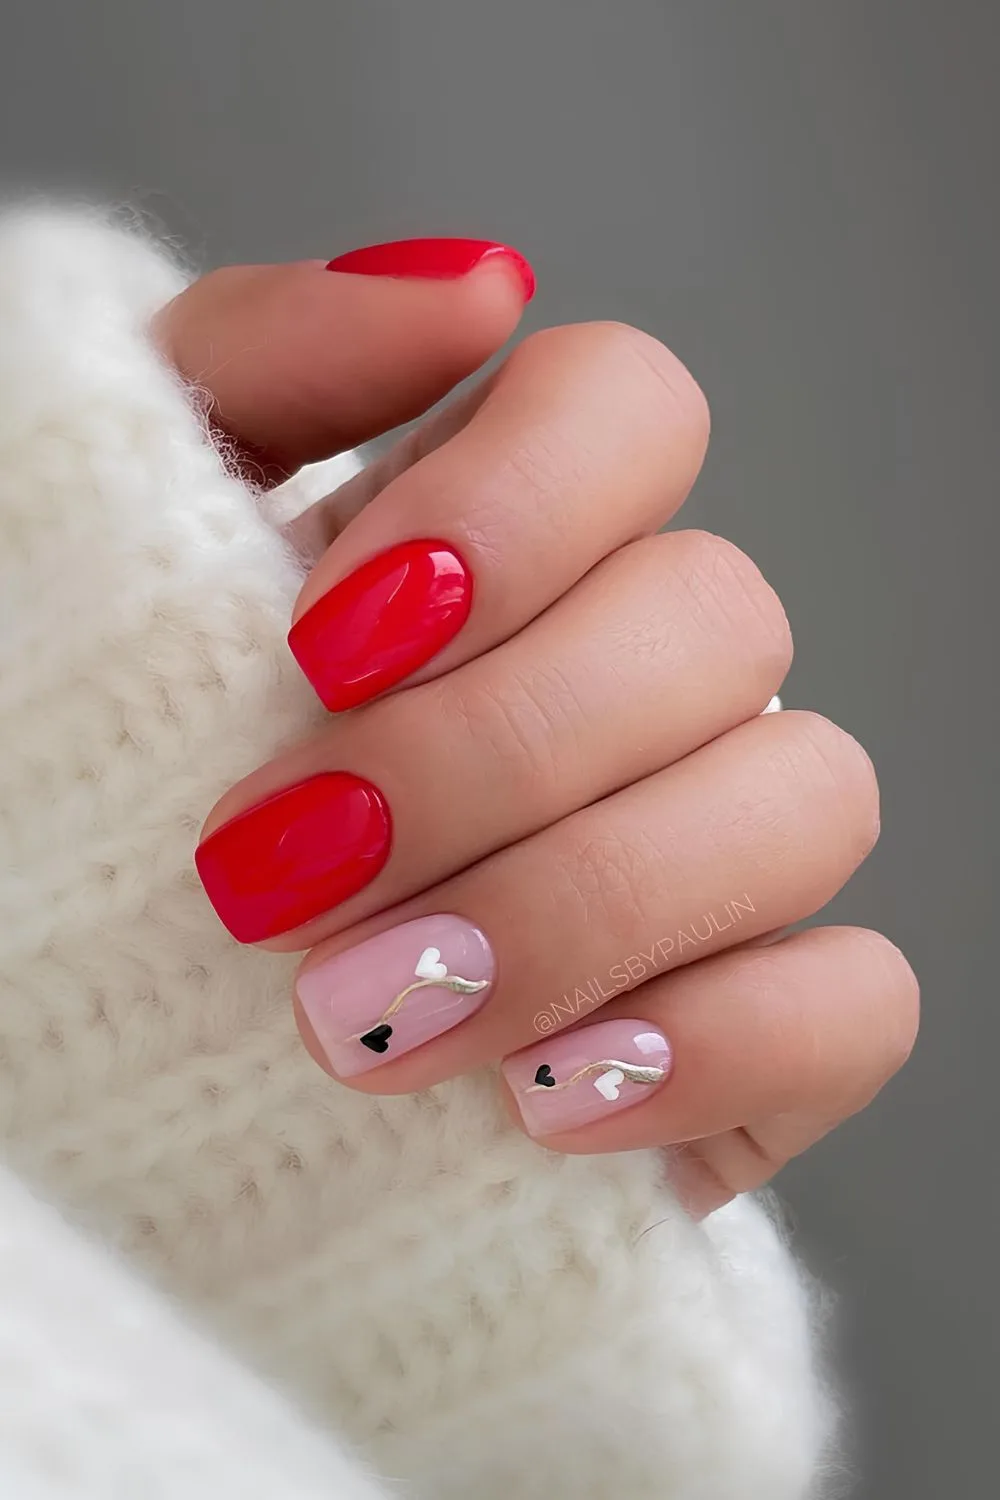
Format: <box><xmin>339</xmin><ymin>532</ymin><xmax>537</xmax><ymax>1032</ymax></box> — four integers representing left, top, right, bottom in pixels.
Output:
<box><xmin>296</xmin><ymin>914</ymin><xmax>495</xmax><ymax>1077</ymax></box>
<box><xmin>502</xmin><ymin>1018</ymin><xmax>672</xmax><ymax>1136</ymax></box>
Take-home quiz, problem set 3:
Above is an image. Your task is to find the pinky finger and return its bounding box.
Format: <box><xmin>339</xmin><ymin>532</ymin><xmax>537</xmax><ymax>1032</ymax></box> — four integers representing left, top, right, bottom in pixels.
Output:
<box><xmin>501</xmin><ymin>926</ymin><xmax>919</xmax><ymax>1214</ymax></box>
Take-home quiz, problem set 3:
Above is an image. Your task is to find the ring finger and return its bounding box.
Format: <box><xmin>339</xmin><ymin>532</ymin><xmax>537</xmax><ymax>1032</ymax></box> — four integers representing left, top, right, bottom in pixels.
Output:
<box><xmin>292</xmin><ymin>708</ymin><xmax>880</xmax><ymax>1087</ymax></box>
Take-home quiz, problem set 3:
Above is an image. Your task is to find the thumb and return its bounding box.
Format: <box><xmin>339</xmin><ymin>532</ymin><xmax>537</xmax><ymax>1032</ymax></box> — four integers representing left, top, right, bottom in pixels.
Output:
<box><xmin>154</xmin><ymin>237</ymin><xmax>534</xmax><ymax>483</ymax></box>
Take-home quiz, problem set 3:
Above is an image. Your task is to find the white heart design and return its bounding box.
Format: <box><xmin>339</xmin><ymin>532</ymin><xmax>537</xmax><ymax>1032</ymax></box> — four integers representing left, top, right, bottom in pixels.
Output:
<box><xmin>593</xmin><ymin>1067</ymin><xmax>625</xmax><ymax>1102</ymax></box>
<box><xmin>414</xmin><ymin>946</ymin><xmax>448</xmax><ymax>981</ymax></box>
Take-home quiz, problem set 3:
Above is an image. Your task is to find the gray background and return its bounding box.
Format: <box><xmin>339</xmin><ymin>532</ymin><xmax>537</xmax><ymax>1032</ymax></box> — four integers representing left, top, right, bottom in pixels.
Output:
<box><xmin>2</xmin><ymin>2</ymin><xmax>994</xmax><ymax>1495</ymax></box>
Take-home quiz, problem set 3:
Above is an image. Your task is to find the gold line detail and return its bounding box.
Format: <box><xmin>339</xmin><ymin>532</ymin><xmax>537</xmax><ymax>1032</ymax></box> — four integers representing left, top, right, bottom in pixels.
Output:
<box><xmin>350</xmin><ymin>973</ymin><xmax>489</xmax><ymax>1043</ymax></box>
<box><xmin>527</xmin><ymin>1059</ymin><xmax>666</xmax><ymax>1093</ymax></box>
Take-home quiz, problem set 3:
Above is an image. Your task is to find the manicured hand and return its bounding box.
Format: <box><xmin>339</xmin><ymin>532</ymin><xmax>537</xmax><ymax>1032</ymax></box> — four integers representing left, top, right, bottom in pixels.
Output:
<box><xmin>160</xmin><ymin>238</ymin><xmax>919</xmax><ymax>1214</ymax></box>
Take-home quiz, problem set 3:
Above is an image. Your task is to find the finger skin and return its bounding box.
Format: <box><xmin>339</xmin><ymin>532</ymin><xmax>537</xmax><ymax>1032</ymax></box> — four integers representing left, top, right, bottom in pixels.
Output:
<box><xmin>285</xmin><ymin>376</ymin><xmax>497</xmax><ymax>563</ymax></box>
<box><xmin>287</xmin><ymin>321</ymin><xmax>710</xmax><ymax>697</ymax></box>
<box><xmin>500</xmin><ymin>925</ymin><xmax>918</xmax><ymax>1194</ymax></box>
<box><xmin>153</xmin><ymin>258</ymin><xmax>528</xmax><ymax>481</ymax></box>
<box><xmin>292</xmin><ymin>711</ymin><xmax>881</xmax><ymax>1089</ymax></box>
<box><xmin>199</xmin><ymin>530</ymin><xmax>792</xmax><ymax>947</ymax></box>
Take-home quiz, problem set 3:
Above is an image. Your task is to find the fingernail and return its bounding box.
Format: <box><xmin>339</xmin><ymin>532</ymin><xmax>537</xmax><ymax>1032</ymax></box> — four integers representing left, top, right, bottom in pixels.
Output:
<box><xmin>326</xmin><ymin>237</ymin><xmax>536</xmax><ymax>302</ymax></box>
<box><xmin>195</xmin><ymin>773</ymin><xmax>392</xmax><ymax>943</ymax></box>
<box><xmin>502</xmin><ymin>1019</ymin><xmax>672</xmax><ymax>1137</ymax></box>
<box><xmin>296</xmin><ymin>914</ymin><xmax>495</xmax><ymax>1077</ymax></box>
<box><xmin>288</xmin><ymin>538</ymin><xmax>473</xmax><ymax>711</ymax></box>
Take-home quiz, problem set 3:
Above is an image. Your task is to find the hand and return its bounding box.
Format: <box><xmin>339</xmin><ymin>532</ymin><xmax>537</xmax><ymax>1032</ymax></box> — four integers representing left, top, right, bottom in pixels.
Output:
<box><xmin>162</xmin><ymin>237</ymin><xmax>919</xmax><ymax>1215</ymax></box>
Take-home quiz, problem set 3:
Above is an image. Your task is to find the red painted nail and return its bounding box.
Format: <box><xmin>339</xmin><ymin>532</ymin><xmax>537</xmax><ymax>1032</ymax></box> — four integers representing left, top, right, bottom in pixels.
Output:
<box><xmin>195</xmin><ymin>773</ymin><xmax>392</xmax><ymax>943</ymax></box>
<box><xmin>288</xmin><ymin>539</ymin><xmax>473</xmax><ymax>712</ymax></box>
<box><xmin>326</xmin><ymin>237</ymin><xmax>535</xmax><ymax>302</ymax></box>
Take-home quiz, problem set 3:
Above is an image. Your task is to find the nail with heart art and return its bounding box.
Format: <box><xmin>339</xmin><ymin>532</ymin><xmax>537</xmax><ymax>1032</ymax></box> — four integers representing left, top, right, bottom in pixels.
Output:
<box><xmin>503</xmin><ymin>1019</ymin><xmax>672</xmax><ymax>1137</ymax></box>
<box><xmin>356</xmin><ymin>945</ymin><xmax>488</xmax><ymax>1053</ymax></box>
<box><xmin>295</xmin><ymin>915</ymin><xmax>495</xmax><ymax>1078</ymax></box>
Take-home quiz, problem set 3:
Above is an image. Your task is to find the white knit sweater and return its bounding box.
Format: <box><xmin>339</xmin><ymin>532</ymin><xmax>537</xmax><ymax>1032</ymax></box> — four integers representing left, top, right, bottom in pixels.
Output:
<box><xmin>0</xmin><ymin>207</ymin><xmax>834</xmax><ymax>1498</ymax></box>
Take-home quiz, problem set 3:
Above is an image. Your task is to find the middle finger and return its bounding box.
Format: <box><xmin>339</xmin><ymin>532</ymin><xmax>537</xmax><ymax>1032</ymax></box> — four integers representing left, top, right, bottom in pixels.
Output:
<box><xmin>196</xmin><ymin>529</ymin><xmax>791</xmax><ymax>945</ymax></box>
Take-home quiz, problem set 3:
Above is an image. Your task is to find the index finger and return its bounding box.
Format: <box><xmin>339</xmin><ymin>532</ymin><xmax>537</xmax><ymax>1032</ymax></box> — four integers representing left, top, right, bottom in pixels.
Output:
<box><xmin>287</xmin><ymin>321</ymin><xmax>710</xmax><ymax>711</ymax></box>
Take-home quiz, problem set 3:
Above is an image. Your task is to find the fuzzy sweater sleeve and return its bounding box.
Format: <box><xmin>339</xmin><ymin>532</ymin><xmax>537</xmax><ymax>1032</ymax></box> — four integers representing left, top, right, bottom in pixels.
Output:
<box><xmin>0</xmin><ymin>205</ymin><xmax>835</xmax><ymax>1499</ymax></box>
<box><xmin>0</xmin><ymin>1166</ymin><xmax>389</xmax><ymax>1499</ymax></box>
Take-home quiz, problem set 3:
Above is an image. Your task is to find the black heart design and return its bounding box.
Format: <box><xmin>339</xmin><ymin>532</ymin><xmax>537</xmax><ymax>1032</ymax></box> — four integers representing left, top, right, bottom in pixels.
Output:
<box><xmin>534</xmin><ymin>1064</ymin><xmax>555</xmax><ymax>1087</ymax></box>
<box><xmin>360</xmin><ymin>1023</ymin><xmax>393</xmax><ymax>1053</ymax></box>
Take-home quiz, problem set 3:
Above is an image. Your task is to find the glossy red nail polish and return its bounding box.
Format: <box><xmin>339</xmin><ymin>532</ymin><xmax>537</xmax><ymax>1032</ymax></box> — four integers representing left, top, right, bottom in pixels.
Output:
<box><xmin>195</xmin><ymin>773</ymin><xmax>392</xmax><ymax>943</ymax></box>
<box><xmin>326</xmin><ymin>237</ymin><xmax>535</xmax><ymax>302</ymax></box>
<box><xmin>288</xmin><ymin>539</ymin><xmax>473</xmax><ymax>712</ymax></box>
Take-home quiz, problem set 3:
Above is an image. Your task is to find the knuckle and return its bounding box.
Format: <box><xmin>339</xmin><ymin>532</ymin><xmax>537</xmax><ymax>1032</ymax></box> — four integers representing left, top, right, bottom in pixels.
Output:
<box><xmin>562</xmin><ymin>826</ymin><xmax>662</xmax><ymax>943</ymax></box>
<box><xmin>668</xmin><ymin>530</ymin><xmax>794</xmax><ymax>683</ymax></box>
<box><xmin>773</xmin><ymin>711</ymin><xmax>881</xmax><ymax>860</ymax></box>
<box><xmin>443</xmin><ymin>663</ymin><xmax>581</xmax><ymax>806</ymax></box>
<box><xmin>460</xmin><ymin>425</ymin><xmax>581</xmax><ymax>565</ymax></box>
<box><xmin>521</xmin><ymin>321</ymin><xmax>711</xmax><ymax>451</ymax></box>
<box><xmin>600</xmin><ymin>321</ymin><xmax>711</xmax><ymax>448</ymax></box>
<box><xmin>496</xmin><ymin>422</ymin><xmax>578</xmax><ymax>512</ymax></box>
<box><xmin>466</xmin><ymin>323</ymin><xmax>711</xmax><ymax>557</ymax></box>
